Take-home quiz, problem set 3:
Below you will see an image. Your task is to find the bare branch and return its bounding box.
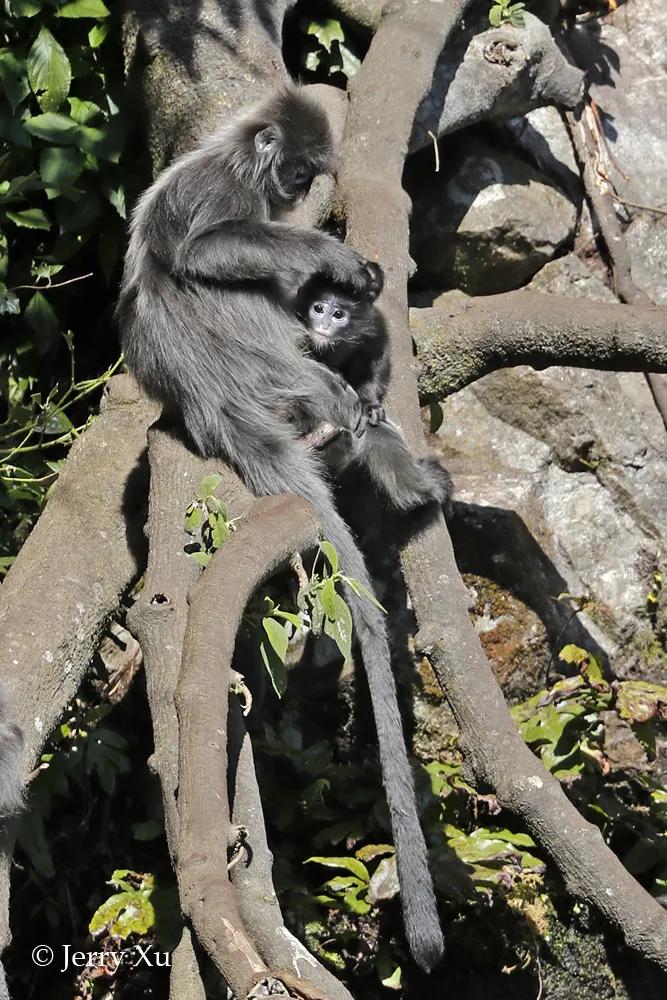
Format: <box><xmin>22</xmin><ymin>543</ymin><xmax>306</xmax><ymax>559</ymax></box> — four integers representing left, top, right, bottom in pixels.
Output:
<box><xmin>175</xmin><ymin>494</ymin><xmax>326</xmax><ymax>997</ymax></box>
<box><xmin>411</xmin><ymin>291</ymin><xmax>667</xmax><ymax>400</ymax></box>
<box><xmin>339</xmin><ymin>0</ymin><xmax>667</xmax><ymax>972</ymax></box>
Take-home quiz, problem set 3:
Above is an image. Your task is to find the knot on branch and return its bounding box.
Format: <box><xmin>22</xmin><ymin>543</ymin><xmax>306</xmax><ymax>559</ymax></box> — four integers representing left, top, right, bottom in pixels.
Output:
<box><xmin>483</xmin><ymin>38</ymin><xmax>522</xmax><ymax>68</ymax></box>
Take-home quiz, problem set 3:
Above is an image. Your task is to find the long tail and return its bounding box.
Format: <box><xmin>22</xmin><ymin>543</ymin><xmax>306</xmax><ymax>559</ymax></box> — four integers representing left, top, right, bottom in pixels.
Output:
<box><xmin>120</xmin><ymin>289</ymin><xmax>444</xmax><ymax>969</ymax></box>
<box><xmin>358</xmin><ymin>421</ymin><xmax>452</xmax><ymax>513</ymax></box>
<box><xmin>210</xmin><ymin>422</ymin><xmax>445</xmax><ymax>972</ymax></box>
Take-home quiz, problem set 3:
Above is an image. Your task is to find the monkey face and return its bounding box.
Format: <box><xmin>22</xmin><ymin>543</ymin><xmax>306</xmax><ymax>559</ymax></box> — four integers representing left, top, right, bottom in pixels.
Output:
<box><xmin>308</xmin><ymin>296</ymin><xmax>351</xmax><ymax>340</ymax></box>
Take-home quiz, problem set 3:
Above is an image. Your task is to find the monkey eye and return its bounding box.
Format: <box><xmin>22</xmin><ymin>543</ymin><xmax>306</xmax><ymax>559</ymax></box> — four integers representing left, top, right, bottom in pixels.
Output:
<box><xmin>312</xmin><ymin>303</ymin><xmax>325</xmax><ymax>314</ymax></box>
<box><xmin>332</xmin><ymin>309</ymin><xmax>346</xmax><ymax>321</ymax></box>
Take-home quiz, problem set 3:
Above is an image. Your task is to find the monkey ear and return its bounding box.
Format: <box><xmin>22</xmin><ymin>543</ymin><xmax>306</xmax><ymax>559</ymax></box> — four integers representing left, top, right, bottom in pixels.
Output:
<box><xmin>254</xmin><ymin>126</ymin><xmax>280</xmax><ymax>153</ymax></box>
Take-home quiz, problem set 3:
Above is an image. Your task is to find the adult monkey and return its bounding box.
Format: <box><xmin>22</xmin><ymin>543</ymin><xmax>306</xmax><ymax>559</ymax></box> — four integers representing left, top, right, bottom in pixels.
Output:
<box><xmin>117</xmin><ymin>88</ymin><xmax>444</xmax><ymax>972</ymax></box>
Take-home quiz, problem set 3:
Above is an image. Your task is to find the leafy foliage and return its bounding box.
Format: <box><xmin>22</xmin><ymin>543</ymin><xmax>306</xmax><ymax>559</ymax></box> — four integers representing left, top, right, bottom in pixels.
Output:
<box><xmin>296</xmin><ymin>16</ymin><xmax>363</xmax><ymax>84</ymax></box>
<box><xmin>0</xmin><ymin>0</ymin><xmax>148</xmax><ymax>569</ymax></box>
<box><xmin>183</xmin><ymin>473</ymin><xmax>242</xmax><ymax>567</ymax></box>
<box><xmin>488</xmin><ymin>0</ymin><xmax>526</xmax><ymax>27</ymax></box>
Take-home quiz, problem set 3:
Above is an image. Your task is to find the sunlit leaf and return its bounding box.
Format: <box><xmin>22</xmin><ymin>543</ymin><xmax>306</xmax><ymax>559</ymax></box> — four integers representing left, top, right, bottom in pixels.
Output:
<box><xmin>56</xmin><ymin>0</ymin><xmax>110</xmax><ymax>18</ymax></box>
<box><xmin>6</xmin><ymin>207</ymin><xmax>50</xmax><ymax>230</ymax></box>
<box><xmin>27</xmin><ymin>27</ymin><xmax>71</xmax><ymax>112</ymax></box>
<box><xmin>306</xmin><ymin>855</ymin><xmax>370</xmax><ymax>882</ymax></box>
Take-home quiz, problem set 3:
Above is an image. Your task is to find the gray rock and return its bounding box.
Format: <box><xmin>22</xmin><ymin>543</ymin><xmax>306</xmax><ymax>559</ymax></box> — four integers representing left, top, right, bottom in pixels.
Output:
<box><xmin>437</xmin><ymin>257</ymin><xmax>667</xmax><ymax>679</ymax></box>
<box><xmin>505</xmin><ymin>106</ymin><xmax>582</xmax><ymax>201</ymax></box>
<box><xmin>528</xmin><ymin>253</ymin><xmax>616</xmax><ymax>301</ymax></box>
<box><xmin>625</xmin><ymin>215</ymin><xmax>667</xmax><ymax>305</ymax></box>
<box><xmin>571</xmin><ymin>5</ymin><xmax>667</xmax><ymax>207</ymax></box>
<box><xmin>409</xmin><ymin>140</ymin><xmax>578</xmax><ymax>294</ymax></box>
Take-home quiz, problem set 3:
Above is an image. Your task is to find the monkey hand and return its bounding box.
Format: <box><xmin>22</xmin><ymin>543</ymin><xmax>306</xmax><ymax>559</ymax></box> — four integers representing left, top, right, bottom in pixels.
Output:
<box><xmin>321</xmin><ymin>244</ymin><xmax>378</xmax><ymax>298</ymax></box>
<box><xmin>367</xmin><ymin>403</ymin><xmax>386</xmax><ymax>426</ymax></box>
<box><xmin>330</xmin><ymin>377</ymin><xmax>367</xmax><ymax>438</ymax></box>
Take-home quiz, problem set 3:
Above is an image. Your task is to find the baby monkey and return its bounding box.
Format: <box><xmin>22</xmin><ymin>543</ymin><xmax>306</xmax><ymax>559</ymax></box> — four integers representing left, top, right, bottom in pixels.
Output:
<box><xmin>296</xmin><ymin>266</ymin><xmax>452</xmax><ymax>512</ymax></box>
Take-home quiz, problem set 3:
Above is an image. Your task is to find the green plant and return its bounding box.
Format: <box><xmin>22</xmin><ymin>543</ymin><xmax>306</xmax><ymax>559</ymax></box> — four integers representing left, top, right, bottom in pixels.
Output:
<box><xmin>183</xmin><ymin>473</ymin><xmax>243</xmax><ymax>567</ymax></box>
<box><xmin>488</xmin><ymin>0</ymin><xmax>526</xmax><ymax>27</ymax></box>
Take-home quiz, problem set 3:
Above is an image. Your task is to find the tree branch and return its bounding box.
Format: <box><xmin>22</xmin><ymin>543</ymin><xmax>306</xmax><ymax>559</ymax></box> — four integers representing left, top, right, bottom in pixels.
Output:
<box><xmin>411</xmin><ymin>291</ymin><xmax>667</xmax><ymax>400</ymax></box>
<box><xmin>228</xmin><ymin>702</ymin><xmax>355</xmax><ymax>1000</ymax></box>
<box><xmin>412</xmin><ymin>12</ymin><xmax>584</xmax><ymax>151</ymax></box>
<box><xmin>0</xmin><ymin>374</ymin><xmax>157</xmax><ymax>775</ymax></box>
<box><xmin>175</xmin><ymin>494</ymin><xmax>325</xmax><ymax>998</ymax></box>
<box><xmin>339</xmin><ymin>0</ymin><xmax>667</xmax><ymax>971</ymax></box>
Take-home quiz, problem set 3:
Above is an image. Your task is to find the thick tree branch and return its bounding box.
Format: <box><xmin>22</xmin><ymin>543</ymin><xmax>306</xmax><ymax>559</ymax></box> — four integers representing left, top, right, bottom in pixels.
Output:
<box><xmin>413</xmin><ymin>12</ymin><xmax>584</xmax><ymax>151</ymax></box>
<box><xmin>339</xmin><ymin>0</ymin><xmax>667</xmax><ymax>971</ymax></box>
<box><xmin>411</xmin><ymin>291</ymin><xmax>667</xmax><ymax>400</ymax></box>
<box><xmin>0</xmin><ymin>374</ymin><xmax>157</xmax><ymax>775</ymax></box>
<box><xmin>175</xmin><ymin>494</ymin><xmax>324</xmax><ymax>998</ymax></box>
<box><xmin>228</xmin><ymin>703</ymin><xmax>355</xmax><ymax>1000</ymax></box>
<box><xmin>127</xmin><ymin>423</ymin><xmax>255</xmax><ymax>998</ymax></box>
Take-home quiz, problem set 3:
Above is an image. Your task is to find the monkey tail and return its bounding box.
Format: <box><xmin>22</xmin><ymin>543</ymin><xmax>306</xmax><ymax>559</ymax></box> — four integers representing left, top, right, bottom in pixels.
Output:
<box><xmin>357</xmin><ymin>421</ymin><xmax>453</xmax><ymax>513</ymax></box>
<box><xmin>217</xmin><ymin>429</ymin><xmax>445</xmax><ymax>972</ymax></box>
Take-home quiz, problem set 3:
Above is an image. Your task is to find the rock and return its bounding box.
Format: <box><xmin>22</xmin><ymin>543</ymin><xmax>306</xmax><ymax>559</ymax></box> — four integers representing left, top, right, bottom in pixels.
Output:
<box><xmin>625</xmin><ymin>215</ymin><xmax>667</xmax><ymax>305</ymax></box>
<box><xmin>504</xmin><ymin>106</ymin><xmax>582</xmax><ymax>201</ymax></box>
<box><xmin>528</xmin><ymin>253</ymin><xmax>616</xmax><ymax>301</ymax></box>
<box><xmin>570</xmin><ymin>4</ymin><xmax>667</xmax><ymax>207</ymax></box>
<box><xmin>435</xmin><ymin>257</ymin><xmax>667</xmax><ymax>682</ymax></box>
<box><xmin>408</xmin><ymin>139</ymin><xmax>578</xmax><ymax>294</ymax></box>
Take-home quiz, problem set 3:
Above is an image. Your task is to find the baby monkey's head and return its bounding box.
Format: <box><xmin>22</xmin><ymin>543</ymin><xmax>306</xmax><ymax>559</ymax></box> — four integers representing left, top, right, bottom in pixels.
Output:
<box><xmin>297</xmin><ymin>262</ymin><xmax>384</xmax><ymax>350</ymax></box>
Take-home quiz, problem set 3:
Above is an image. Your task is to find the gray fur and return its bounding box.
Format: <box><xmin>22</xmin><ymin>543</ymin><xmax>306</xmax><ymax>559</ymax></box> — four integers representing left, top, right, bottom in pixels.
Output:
<box><xmin>117</xmin><ymin>87</ymin><xmax>444</xmax><ymax>971</ymax></box>
<box><xmin>296</xmin><ymin>276</ymin><xmax>453</xmax><ymax>512</ymax></box>
<box><xmin>0</xmin><ymin>689</ymin><xmax>23</xmax><ymax>822</ymax></box>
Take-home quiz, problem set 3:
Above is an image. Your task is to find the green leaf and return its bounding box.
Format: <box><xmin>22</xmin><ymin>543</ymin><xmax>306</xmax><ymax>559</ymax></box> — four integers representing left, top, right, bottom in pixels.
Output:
<box><xmin>184</xmin><ymin>503</ymin><xmax>203</xmax><ymax>533</ymax></box>
<box><xmin>39</xmin><ymin>146</ymin><xmax>85</xmax><ymax>195</ymax></box>
<box><xmin>307</xmin><ymin>19</ymin><xmax>344</xmax><ymax>52</ymax></box>
<box><xmin>88</xmin><ymin>890</ymin><xmax>154</xmax><ymax>939</ymax></box>
<box><xmin>132</xmin><ymin>820</ymin><xmax>163</xmax><ymax>841</ymax></box>
<box><xmin>0</xmin><ymin>283</ymin><xmax>20</xmax><ymax>315</ymax></box>
<box><xmin>344</xmin><ymin>577</ymin><xmax>386</xmax><ymax>612</ymax></box>
<box><xmin>306</xmin><ymin>855</ymin><xmax>370</xmax><ymax>882</ymax></box>
<box><xmin>489</xmin><ymin>6</ymin><xmax>503</xmax><ymax>26</ymax></box>
<box><xmin>323</xmin><ymin>875</ymin><xmax>364</xmax><ymax>892</ymax></box>
<box><xmin>9</xmin><ymin>0</ymin><xmax>41</xmax><ymax>15</ymax></box>
<box><xmin>208</xmin><ymin>511</ymin><xmax>230</xmax><ymax>549</ymax></box>
<box><xmin>343</xmin><ymin>885</ymin><xmax>371</xmax><ymax>914</ymax></box>
<box><xmin>319</xmin><ymin>540</ymin><xmax>339</xmax><ymax>574</ymax></box>
<box><xmin>616</xmin><ymin>681</ymin><xmax>667</xmax><ymax>724</ymax></box>
<box><xmin>24</xmin><ymin>292</ymin><xmax>59</xmax><ymax>351</ymax></box>
<box><xmin>6</xmin><ymin>207</ymin><xmax>50</xmax><ymax>230</ymax></box>
<box><xmin>88</xmin><ymin>22</ymin><xmax>109</xmax><ymax>47</ymax></box>
<box><xmin>27</xmin><ymin>27</ymin><xmax>71</xmax><ymax>112</ymax></box>
<box><xmin>197</xmin><ymin>473</ymin><xmax>222</xmax><ymax>501</ymax></box>
<box><xmin>0</xmin><ymin>50</ymin><xmax>31</xmax><ymax>112</ymax></box>
<box><xmin>262</xmin><ymin>616</ymin><xmax>289</xmax><ymax>663</ymax></box>
<box><xmin>189</xmin><ymin>550</ymin><xmax>211</xmax><ymax>568</ymax></box>
<box><xmin>68</xmin><ymin>96</ymin><xmax>103</xmax><ymax>125</ymax></box>
<box><xmin>323</xmin><ymin>593</ymin><xmax>353</xmax><ymax>661</ymax></box>
<box><xmin>320</xmin><ymin>577</ymin><xmax>337</xmax><ymax>621</ymax></box>
<box><xmin>259</xmin><ymin>628</ymin><xmax>288</xmax><ymax>698</ymax></box>
<box><xmin>24</xmin><ymin>111</ymin><xmax>79</xmax><ymax>143</ymax></box>
<box><xmin>56</xmin><ymin>0</ymin><xmax>110</xmax><ymax>17</ymax></box>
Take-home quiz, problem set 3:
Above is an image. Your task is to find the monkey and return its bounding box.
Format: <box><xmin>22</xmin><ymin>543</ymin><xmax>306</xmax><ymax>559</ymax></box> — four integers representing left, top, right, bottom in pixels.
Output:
<box><xmin>116</xmin><ymin>87</ymin><xmax>444</xmax><ymax>972</ymax></box>
<box><xmin>0</xmin><ymin>690</ymin><xmax>23</xmax><ymax>823</ymax></box>
<box><xmin>295</xmin><ymin>273</ymin><xmax>453</xmax><ymax>513</ymax></box>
